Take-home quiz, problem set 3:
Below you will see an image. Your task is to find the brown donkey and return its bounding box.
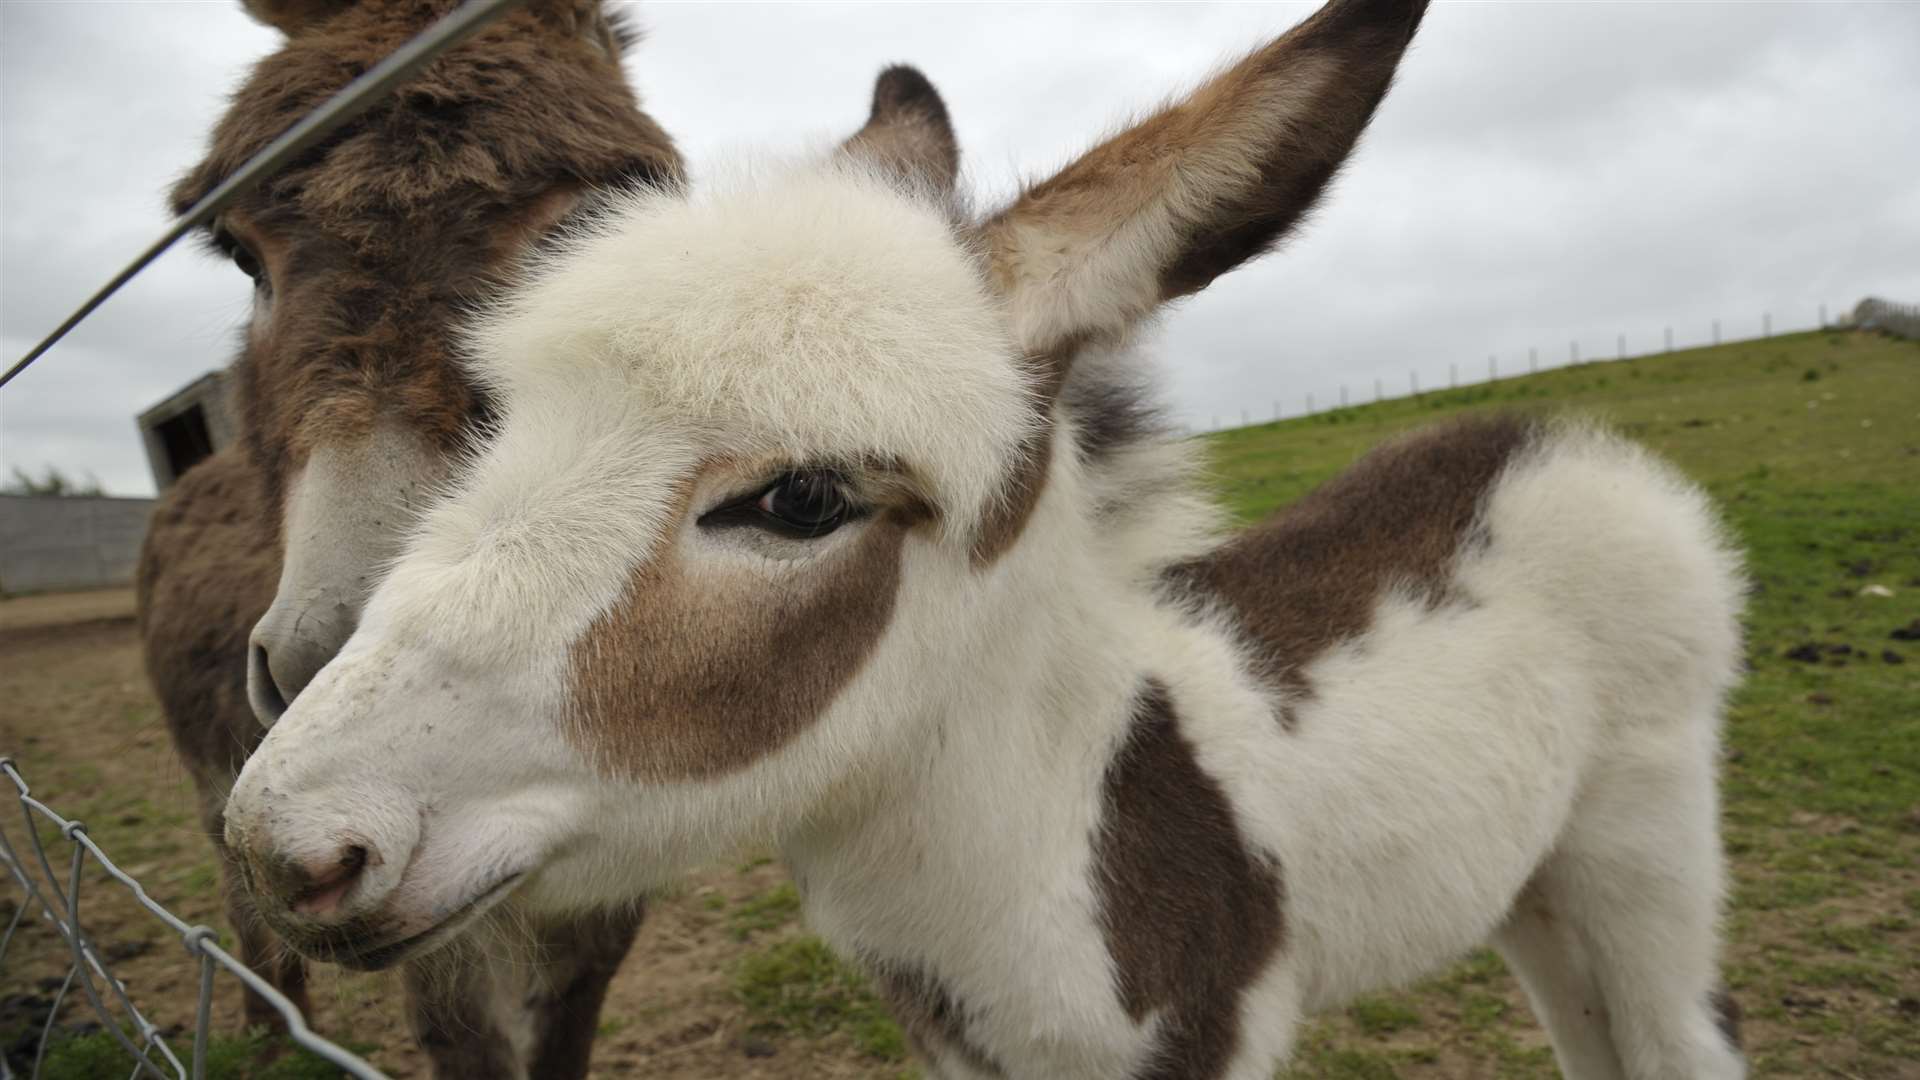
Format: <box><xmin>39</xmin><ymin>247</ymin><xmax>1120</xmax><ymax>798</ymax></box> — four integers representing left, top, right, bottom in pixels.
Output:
<box><xmin>136</xmin><ymin>0</ymin><xmax>679</xmax><ymax>1075</ymax></box>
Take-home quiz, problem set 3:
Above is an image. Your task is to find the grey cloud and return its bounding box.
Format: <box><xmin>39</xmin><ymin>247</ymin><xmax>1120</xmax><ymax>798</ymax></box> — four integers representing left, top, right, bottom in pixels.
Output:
<box><xmin>3</xmin><ymin>1</ymin><xmax>1915</xmax><ymax>494</ymax></box>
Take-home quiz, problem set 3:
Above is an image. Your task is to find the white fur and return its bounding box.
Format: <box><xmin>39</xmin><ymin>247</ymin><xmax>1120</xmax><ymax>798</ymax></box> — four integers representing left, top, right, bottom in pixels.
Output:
<box><xmin>248</xmin><ymin>419</ymin><xmax>444</xmax><ymax>724</ymax></box>
<box><xmin>224</xmin><ymin>158</ymin><xmax>1745</xmax><ymax>1080</ymax></box>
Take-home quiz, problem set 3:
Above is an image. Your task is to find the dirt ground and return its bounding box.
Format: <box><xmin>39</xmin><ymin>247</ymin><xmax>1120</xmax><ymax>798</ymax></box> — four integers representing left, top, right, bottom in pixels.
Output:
<box><xmin>3</xmin><ymin>584</ymin><xmax>1915</xmax><ymax>1079</ymax></box>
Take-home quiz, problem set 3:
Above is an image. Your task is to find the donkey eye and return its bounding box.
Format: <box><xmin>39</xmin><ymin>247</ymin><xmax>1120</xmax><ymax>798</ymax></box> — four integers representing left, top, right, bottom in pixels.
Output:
<box><xmin>215</xmin><ymin>230</ymin><xmax>266</xmax><ymax>287</ymax></box>
<box><xmin>699</xmin><ymin>470</ymin><xmax>858</xmax><ymax>540</ymax></box>
<box><xmin>756</xmin><ymin>471</ymin><xmax>851</xmax><ymax>538</ymax></box>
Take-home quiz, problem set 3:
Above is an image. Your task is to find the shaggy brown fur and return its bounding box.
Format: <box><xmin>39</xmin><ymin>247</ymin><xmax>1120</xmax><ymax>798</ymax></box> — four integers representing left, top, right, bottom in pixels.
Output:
<box><xmin>170</xmin><ymin>0</ymin><xmax>682</xmax><ymax>512</ymax></box>
<box><xmin>135</xmin><ymin>447</ymin><xmax>297</xmax><ymax>1030</ymax></box>
<box><xmin>140</xmin><ymin>2</ymin><xmax>680</xmax><ymax>1075</ymax></box>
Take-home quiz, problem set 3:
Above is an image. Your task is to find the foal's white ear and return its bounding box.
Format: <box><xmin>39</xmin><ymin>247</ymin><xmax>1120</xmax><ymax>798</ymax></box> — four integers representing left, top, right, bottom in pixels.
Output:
<box><xmin>240</xmin><ymin>0</ymin><xmax>353</xmax><ymax>35</ymax></box>
<box><xmin>837</xmin><ymin>66</ymin><xmax>962</xmax><ymax>198</ymax></box>
<box><xmin>984</xmin><ymin>0</ymin><xmax>1429</xmax><ymax>357</ymax></box>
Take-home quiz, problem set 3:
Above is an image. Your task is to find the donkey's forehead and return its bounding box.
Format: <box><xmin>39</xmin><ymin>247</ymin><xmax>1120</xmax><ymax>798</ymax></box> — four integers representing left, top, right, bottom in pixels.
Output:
<box><xmin>470</xmin><ymin>166</ymin><xmax>1036</xmax><ymax>529</ymax></box>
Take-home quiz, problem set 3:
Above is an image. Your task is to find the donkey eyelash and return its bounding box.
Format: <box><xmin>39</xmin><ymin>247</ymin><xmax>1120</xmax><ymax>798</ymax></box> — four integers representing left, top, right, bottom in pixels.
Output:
<box><xmin>697</xmin><ymin>469</ymin><xmax>869</xmax><ymax>540</ymax></box>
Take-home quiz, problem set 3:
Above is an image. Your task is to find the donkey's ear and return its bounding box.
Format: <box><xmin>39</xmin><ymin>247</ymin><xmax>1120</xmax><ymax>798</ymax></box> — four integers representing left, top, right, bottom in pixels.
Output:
<box><xmin>837</xmin><ymin>66</ymin><xmax>961</xmax><ymax>198</ymax></box>
<box><xmin>984</xmin><ymin>0</ymin><xmax>1428</xmax><ymax>356</ymax></box>
<box><xmin>524</xmin><ymin>0</ymin><xmax>630</xmax><ymax>55</ymax></box>
<box><xmin>240</xmin><ymin>0</ymin><xmax>354</xmax><ymax>35</ymax></box>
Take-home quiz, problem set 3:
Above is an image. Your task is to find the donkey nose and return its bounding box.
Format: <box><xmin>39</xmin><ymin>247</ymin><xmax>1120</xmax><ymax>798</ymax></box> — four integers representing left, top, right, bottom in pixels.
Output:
<box><xmin>246</xmin><ymin>835</ymin><xmax>375</xmax><ymax>920</ymax></box>
<box><xmin>247</xmin><ymin>605</ymin><xmax>351</xmax><ymax>726</ymax></box>
<box><xmin>225</xmin><ymin>774</ymin><xmax>423</xmax><ymax>929</ymax></box>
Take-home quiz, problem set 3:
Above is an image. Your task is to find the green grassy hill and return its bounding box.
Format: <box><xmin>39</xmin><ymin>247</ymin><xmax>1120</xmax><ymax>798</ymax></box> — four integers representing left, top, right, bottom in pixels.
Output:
<box><xmin>1225</xmin><ymin>330</ymin><xmax>1919</xmax><ymax>1079</ymax></box>
<box><xmin>25</xmin><ymin>333</ymin><xmax>1909</xmax><ymax>1079</ymax></box>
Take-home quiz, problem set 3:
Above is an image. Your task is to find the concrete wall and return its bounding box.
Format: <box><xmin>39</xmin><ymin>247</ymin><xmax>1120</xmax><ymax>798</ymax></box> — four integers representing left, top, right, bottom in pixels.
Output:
<box><xmin>0</xmin><ymin>495</ymin><xmax>155</xmax><ymax>594</ymax></box>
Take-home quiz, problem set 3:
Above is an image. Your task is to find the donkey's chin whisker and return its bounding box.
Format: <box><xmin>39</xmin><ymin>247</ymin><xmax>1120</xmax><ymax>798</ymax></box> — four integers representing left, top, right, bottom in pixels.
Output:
<box><xmin>282</xmin><ymin>872</ymin><xmax>526</xmax><ymax>972</ymax></box>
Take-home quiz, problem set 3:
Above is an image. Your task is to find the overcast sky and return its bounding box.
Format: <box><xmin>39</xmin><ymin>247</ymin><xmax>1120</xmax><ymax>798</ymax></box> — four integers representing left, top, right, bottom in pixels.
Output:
<box><xmin>3</xmin><ymin>1</ymin><xmax>1917</xmax><ymax>497</ymax></box>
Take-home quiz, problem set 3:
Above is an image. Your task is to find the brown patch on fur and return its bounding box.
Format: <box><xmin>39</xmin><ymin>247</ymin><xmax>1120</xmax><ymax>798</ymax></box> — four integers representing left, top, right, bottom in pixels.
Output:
<box><xmin>1163</xmin><ymin>414</ymin><xmax>1535</xmax><ymax>728</ymax></box>
<box><xmin>969</xmin><ymin>341</ymin><xmax>1082</xmax><ymax>567</ymax></box>
<box><xmin>839</xmin><ymin>65</ymin><xmax>961</xmax><ymax>196</ymax></box>
<box><xmin>1063</xmin><ymin>368</ymin><xmax>1164</xmax><ymax>470</ymax></box>
<box><xmin>1093</xmin><ymin>679</ymin><xmax>1284</xmax><ymax>1079</ymax></box>
<box><xmin>567</xmin><ymin>476</ymin><xmax>918</xmax><ymax>781</ymax></box>
<box><xmin>970</xmin><ymin>425</ymin><xmax>1054</xmax><ymax>568</ymax></box>
<box><xmin>870</xmin><ymin>962</ymin><xmax>1006</xmax><ymax>1077</ymax></box>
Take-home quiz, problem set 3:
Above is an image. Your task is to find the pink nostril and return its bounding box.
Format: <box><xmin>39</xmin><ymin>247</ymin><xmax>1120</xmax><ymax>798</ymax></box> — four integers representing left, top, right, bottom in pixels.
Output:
<box><xmin>289</xmin><ymin>844</ymin><xmax>369</xmax><ymax>917</ymax></box>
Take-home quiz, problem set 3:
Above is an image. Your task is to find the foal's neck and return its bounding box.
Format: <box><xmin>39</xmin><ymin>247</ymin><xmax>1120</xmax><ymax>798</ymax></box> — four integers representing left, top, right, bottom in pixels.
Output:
<box><xmin>784</xmin><ymin>573</ymin><xmax>1191</xmax><ymax>975</ymax></box>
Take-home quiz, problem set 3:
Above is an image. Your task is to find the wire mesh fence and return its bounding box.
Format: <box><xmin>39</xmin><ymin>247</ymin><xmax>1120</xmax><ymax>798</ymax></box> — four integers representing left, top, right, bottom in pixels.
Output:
<box><xmin>0</xmin><ymin>758</ymin><xmax>387</xmax><ymax>1080</ymax></box>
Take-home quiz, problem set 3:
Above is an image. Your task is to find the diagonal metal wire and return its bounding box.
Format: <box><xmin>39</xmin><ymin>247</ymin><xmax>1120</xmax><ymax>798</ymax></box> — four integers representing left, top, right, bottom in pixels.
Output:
<box><xmin>0</xmin><ymin>0</ymin><xmax>528</xmax><ymax>392</ymax></box>
<box><xmin>0</xmin><ymin>758</ymin><xmax>389</xmax><ymax>1079</ymax></box>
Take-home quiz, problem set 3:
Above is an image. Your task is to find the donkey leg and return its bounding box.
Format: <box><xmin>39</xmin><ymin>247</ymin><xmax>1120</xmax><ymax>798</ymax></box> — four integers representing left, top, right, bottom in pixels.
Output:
<box><xmin>1549</xmin><ymin>726</ymin><xmax>1745</xmax><ymax>1080</ymax></box>
<box><xmin>523</xmin><ymin>905</ymin><xmax>646</xmax><ymax>1080</ymax></box>
<box><xmin>403</xmin><ymin>945</ymin><xmax>525</xmax><ymax>1080</ymax></box>
<box><xmin>1491</xmin><ymin>872</ymin><xmax>1626</xmax><ymax>1080</ymax></box>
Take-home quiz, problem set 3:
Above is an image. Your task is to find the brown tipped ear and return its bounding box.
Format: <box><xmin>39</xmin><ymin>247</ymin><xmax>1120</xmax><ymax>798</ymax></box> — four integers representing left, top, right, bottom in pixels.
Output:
<box><xmin>838</xmin><ymin>65</ymin><xmax>961</xmax><ymax>197</ymax></box>
<box><xmin>984</xmin><ymin>0</ymin><xmax>1429</xmax><ymax>359</ymax></box>
<box><xmin>240</xmin><ymin>0</ymin><xmax>353</xmax><ymax>35</ymax></box>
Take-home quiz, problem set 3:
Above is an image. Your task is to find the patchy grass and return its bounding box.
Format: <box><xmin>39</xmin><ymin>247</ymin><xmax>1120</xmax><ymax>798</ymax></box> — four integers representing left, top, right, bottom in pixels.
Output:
<box><xmin>26</xmin><ymin>1027</ymin><xmax>376</xmax><ymax>1080</ymax></box>
<box><xmin>733</xmin><ymin>937</ymin><xmax>907</xmax><ymax>1063</ymax></box>
<box><xmin>728</xmin><ymin>883</ymin><xmax>803</xmax><ymax>941</ymax></box>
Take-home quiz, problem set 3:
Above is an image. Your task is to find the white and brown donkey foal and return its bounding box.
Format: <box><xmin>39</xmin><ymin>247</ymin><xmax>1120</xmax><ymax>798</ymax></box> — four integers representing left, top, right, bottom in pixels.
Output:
<box><xmin>223</xmin><ymin>0</ymin><xmax>1748</xmax><ymax>1076</ymax></box>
